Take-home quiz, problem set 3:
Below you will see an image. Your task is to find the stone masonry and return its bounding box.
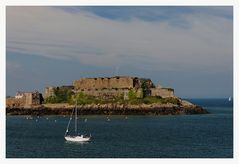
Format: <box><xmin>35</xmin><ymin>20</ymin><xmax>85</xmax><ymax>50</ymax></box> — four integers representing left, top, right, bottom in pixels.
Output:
<box><xmin>44</xmin><ymin>85</ymin><xmax>74</xmax><ymax>98</ymax></box>
<box><xmin>6</xmin><ymin>91</ymin><xmax>43</xmax><ymax>108</ymax></box>
<box><xmin>150</xmin><ymin>88</ymin><xmax>174</xmax><ymax>98</ymax></box>
<box><xmin>72</xmin><ymin>76</ymin><xmax>173</xmax><ymax>98</ymax></box>
<box><xmin>73</xmin><ymin>76</ymin><xmax>154</xmax><ymax>90</ymax></box>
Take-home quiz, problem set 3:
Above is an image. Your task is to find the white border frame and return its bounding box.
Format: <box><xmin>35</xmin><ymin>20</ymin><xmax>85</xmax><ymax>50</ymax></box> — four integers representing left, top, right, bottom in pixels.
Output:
<box><xmin>1</xmin><ymin>0</ymin><xmax>238</xmax><ymax>163</ymax></box>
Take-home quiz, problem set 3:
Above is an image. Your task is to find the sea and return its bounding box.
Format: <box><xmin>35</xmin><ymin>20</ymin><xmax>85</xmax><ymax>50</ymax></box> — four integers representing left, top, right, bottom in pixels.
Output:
<box><xmin>6</xmin><ymin>98</ymin><xmax>233</xmax><ymax>158</ymax></box>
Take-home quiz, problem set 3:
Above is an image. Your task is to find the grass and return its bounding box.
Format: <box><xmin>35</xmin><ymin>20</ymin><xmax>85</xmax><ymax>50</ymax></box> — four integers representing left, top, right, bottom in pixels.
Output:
<box><xmin>45</xmin><ymin>91</ymin><xmax>180</xmax><ymax>105</ymax></box>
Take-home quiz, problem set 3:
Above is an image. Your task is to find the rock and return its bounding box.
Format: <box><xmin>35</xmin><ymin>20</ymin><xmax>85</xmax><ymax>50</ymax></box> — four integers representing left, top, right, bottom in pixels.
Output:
<box><xmin>180</xmin><ymin>100</ymin><xmax>195</xmax><ymax>107</ymax></box>
<box><xmin>6</xmin><ymin>101</ymin><xmax>208</xmax><ymax>116</ymax></box>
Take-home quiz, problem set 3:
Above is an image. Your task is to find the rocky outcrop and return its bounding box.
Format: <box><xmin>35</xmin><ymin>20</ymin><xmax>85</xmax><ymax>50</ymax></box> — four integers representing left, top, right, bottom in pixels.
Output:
<box><xmin>6</xmin><ymin>102</ymin><xmax>208</xmax><ymax>116</ymax></box>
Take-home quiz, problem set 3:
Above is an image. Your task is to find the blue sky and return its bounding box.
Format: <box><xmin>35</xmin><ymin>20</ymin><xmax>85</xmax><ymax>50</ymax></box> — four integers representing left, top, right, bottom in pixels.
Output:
<box><xmin>6</xmin><ymin>6</ymin><xmax>233</xmax><ymax>98</ymax></box>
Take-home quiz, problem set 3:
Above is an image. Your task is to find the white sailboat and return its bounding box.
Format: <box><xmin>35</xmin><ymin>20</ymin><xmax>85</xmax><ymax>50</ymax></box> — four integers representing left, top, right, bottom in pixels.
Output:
<box><xmin>64</xmin><ymin>102</ymin><xmax>91</xmax><ymax>142</ymax></box>
<box><xmin>228</xmin><ymin>96</ymin><xmax>232</xmax><ymax>101</ymax></box>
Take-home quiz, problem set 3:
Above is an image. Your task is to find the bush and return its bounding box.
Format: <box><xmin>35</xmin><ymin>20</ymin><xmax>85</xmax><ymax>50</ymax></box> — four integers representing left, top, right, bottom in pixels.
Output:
<box><xmin>161</xmin><ymin>97</ymin><xmax>180</xmax><ymax>105</ymax></box>
<box><xmin>44</xmin><ymin>96</ymin><xmax>58</xmax><ymax>103</ymax></box>
<box><xmin>72</xmin><ymin>92</ymin><xmax>106</xmax><ymax>105</ymax></box>
<box><xmin>141</xmin><ymin>80</ymin><xmax>147</xmax><ymax>98</ymax></box>
<box><xmin>45</xmin><ymin>88</ymin><xmax>73</xmax><ymax>104</ymax></box>
<box><xmin>142</xmin><ymin>96</ymin><xmax>162</xmax><ymax>104</ymax></box>
<box><xmin>128</xmin><ymin>89</ymin><xmax>137</xmax><ymax>100</ymax></box>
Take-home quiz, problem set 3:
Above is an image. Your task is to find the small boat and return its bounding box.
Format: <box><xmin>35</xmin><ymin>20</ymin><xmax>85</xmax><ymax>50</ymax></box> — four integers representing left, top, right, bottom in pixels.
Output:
<box><xmin>228</xmin><ymin>96</ymin><xmax>232</xmax><ymax>101</ymax></box>
<box><xmin>65</xmin><ymin>135</ymin><xmax>90</xmax><ymax>142</ymax></box>
<box><xmin>64</xmin><ymin>101</ymin><xmax>91</xmax><ymax>142</ymax></box>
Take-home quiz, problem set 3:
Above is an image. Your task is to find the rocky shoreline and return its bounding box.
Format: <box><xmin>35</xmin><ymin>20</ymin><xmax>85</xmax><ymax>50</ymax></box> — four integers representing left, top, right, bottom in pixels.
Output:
<box><xmin>6</xmin><ymin>101</ymin><xmax>208</xmax><ymax>116</ymax></box>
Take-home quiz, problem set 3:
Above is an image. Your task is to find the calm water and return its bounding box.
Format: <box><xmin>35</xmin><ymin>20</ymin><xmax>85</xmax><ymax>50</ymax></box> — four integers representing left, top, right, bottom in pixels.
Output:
<box><xmin>6</xmin><ymin>99</ymin><xmax>233</xmax><ymax>158</ymax></box>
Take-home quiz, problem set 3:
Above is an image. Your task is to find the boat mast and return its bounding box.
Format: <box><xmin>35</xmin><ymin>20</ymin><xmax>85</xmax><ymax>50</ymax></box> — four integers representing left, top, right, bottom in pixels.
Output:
<box><xmin>64</xmin><ymin>107</ymin><xmax>74</xmax><ymax>136</ymax></box>
<box><xmin>75</xmin><ymin>100</ymin><xmax>77</xmax><ymax>134</ymax></box>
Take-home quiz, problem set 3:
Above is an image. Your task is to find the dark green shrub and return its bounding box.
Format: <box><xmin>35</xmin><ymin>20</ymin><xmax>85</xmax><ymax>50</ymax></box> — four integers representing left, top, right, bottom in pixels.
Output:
<box><xmin>161</xmin><ymin>97</ymin><xmax>180</xmax><ymax>105</ymax></box>
<box><xmin>44</xmin><ymin>88</ymin><xmax>73</xmax><ymax>104</ymax></box>
<box><xmin>128</xmin><ymin>89</ymin><xmax>137</xmax><ymax>100</ymax></box>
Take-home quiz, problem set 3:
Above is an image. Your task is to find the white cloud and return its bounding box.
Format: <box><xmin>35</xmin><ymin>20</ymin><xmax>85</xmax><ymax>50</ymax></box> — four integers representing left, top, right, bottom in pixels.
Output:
<box><xmin>6</xmin><ymin>6</ymin><xmax>232</xmax><ymax>73</ymax></box>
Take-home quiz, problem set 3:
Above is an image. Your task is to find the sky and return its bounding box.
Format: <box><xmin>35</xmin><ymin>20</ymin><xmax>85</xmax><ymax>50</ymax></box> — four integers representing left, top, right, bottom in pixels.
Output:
<box><xmin>6</xmin><ymin>6</ymin><xmax>233</xmax><ymax>98</ymax></box>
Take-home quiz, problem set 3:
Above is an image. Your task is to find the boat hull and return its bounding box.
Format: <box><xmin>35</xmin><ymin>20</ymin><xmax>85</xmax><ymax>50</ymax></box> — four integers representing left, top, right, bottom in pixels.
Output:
<box><xmin>65</xmin><ymin>135</ymin><xmax>90</xmax><ymax>142</ymax></box>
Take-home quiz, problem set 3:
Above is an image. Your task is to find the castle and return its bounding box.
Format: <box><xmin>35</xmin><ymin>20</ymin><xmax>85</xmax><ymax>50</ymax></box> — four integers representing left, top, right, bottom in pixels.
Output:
<box><xmin>45</xmin><ymin>76</ymin><xmax>175</xmax><ymax>99</ymax></box>
<box><xmin>6</xmin><ymin>76</ymin><xmax>175</xmax><ymax>108</ymax></box>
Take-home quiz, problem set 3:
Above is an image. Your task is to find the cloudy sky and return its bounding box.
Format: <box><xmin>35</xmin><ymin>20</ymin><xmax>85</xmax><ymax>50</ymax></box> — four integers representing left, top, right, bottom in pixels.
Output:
<box><xmin>6</xmin><ymin>6</ymin><xmax>233</xmax><ymax>98</ymax></box>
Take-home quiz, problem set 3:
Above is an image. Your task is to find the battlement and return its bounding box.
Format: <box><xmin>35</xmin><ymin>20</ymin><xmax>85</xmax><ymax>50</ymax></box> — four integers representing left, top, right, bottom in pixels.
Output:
<box><xmin>73</xmin><ymin>76</ymin><xmax>154</xmax><ymax>91</ymax></box>
<box><xmin>44</xmin><ymin>76</ymin><xmax>174</xmax><ymax>101</ymax></box>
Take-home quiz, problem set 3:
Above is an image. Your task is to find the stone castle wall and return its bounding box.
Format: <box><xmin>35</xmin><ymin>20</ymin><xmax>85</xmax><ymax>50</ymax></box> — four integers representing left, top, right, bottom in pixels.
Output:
<box><xmin>44</xmin><ymin>86</ymin><xmax>74</xmax><ymax>98</ymax></box>
<box><xmin>6</xmin><ymin>91</ymin><xmax>43</xmax><ymax>108</ymax></box>
<box><xmin>73</xmin><ymin>76</ymin><xmax>135</xmax><ymax>90</ymax></box>
<box><xmin>6</xmin><ymin>97</ymin><xmax>25</xmax><ymax>108</ymax></box>
<box><xmin>44</xmin><ymin>76</ymin><xmax>174</xmax><ymax>101</ymax></box>
<box><xmin>44</xmin><ymin>86</ymin><xmax>55</xmax><ymax>98</ymax></box>
<box><xmin>73</xmin><ymin>76</ymin><xmax>154</xmax><ymax>90</ymax></box>
<box><xmin>150</xmin><ymin>88</ymin><xmax>174</xmax><ymax>98</ymax></box>
<box><xmin>25</xmin><ymin>92</ymin><xmax>42</xmax><ymax>106</ymax></box>
<box><xmin>77</xmin><ymin>88</ymin><xmax>143</xmax><ymax>99</ymax></box>
<box><xmin>80</xmin><ymin>89</ymin><xmax>129</xmax><ymax>99</ymax></box>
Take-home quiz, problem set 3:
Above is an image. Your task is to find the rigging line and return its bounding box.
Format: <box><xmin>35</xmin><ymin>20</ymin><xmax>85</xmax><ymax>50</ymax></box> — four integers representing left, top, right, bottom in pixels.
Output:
<box><xmin>75</xmin><ymin>101</ymin><xmax>77</xmax><ymax>134</ymax></box>
<box><xmin>64</xmin><ymin>106</ymin><xmax>75</xmax><ymax>136</ymax></box>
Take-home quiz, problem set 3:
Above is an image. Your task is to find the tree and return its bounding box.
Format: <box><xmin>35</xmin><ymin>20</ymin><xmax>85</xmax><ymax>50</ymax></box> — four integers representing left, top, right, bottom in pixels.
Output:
<box><xmin>141</xmin><ymin>80</ymin><xmax>147</xmax><ymax>98</ymax></box>
<box><xmin>45</xmin><ymin>88</ymin><xmax>73</xmax><ymax>103</ymax></box>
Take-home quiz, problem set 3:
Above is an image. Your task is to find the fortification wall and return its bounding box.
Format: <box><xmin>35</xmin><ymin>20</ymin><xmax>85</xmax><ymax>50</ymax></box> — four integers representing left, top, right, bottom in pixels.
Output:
<box><xmin>77</xmin><ymin>88</ymin><xmax>143</xmax><ymax>99</ymax></box>
<box><xmin>25</xmin><ymin>92</ymin><xmax>42</xmax><ymax>106</ymax></box>
<box><xmin>80</xmin><ymin>89</ymin><xmax>128</xmax><ymax>98</ymax></box>
<box><xmin>6</xmin><ymin>92</ymin><xmax>43</xmax><ymax>108</ymax></box>
<box><xmin>73</xmin><ymin>77</ymin><xmax>134</xmax><ymax>90</ymax></box>
<box><xmin>6</xmin><ymin>97</ymin><xmax>25</xmax><ymax>108</ymax></box>
<box><xmin>139</xmin><ymin>78</ymin><xmax>155</xmax><ymax>89</ymax></box>
<box><xmin>45</xmin><ymin>87</ymin><xmax>55</xmax><ymax>98</ymax></box>
<box><xmin>150</xmin><ymin>88</ymin><xmax>174</xmax><ymax>98</ymax></box>
<box><xmin>45</xmin><ymin>86</ymin><xmax>74</xmax><ymax>98</ymax></box>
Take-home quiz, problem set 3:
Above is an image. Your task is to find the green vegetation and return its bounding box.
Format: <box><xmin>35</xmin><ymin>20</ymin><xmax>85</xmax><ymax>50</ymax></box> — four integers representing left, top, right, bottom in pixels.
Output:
<box><xmin>72</xmin><ymin>92</ymin><xmax>98</xmax><ymax>105</ymax></box>
<box><xmin>71</xmin><ymin>92</ymin><xmax>128</xmax><ymax>105</ymax></box>
<box><xmin>161</xmin><ymin>97</ymin><xmax>180</xmax><ymax>105</ymax></box>
<box><xmin>71</xmin><ymin>92</ymin><xmax>180</xmax><ymax>105</ymax></box>
<box><xmin>44</xmin><ymin>88</ymin><xmax>73</xmax><ymax>103</ymax></box>
<box><xmin>141</xmin><ymin>80</ymin><xmax>147</xmax><ymax>98</ymax></box>
<box><xmin>45</xmin><ymin>88</ymin><xmax>180</xmax><ymax>106</ymax></box>
<box><xmin>128</xmin><ymin>89</ymin><xmax>137</xmax><ymax>99</ymax></box>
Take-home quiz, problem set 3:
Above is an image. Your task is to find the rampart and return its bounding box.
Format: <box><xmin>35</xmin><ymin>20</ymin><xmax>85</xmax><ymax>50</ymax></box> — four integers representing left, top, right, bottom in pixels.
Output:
<box><xmin>73</xmin><ymin>76</ymin><xmax>134</xmax><ymax>90</ymax></box>
<box><xmin>44</xmin><ymin>85</ymin><xmax>74</xmax><ymax>98</ymax></box>
<box><xmin>72</xmin><ymin>76</ymin><xmax>154</xmax><ymax>99</ymax></box>
<box><xmin>45</xmin><ymin>76</ymin><xmax>174</xmax><ymax>101</ymax></box>
<box><xmin>6</xmin><ymin>91</ymin><xmax>43</xmax><ymax>108</ymax></box>
<box><xmin>6</xmin><ymin>97</ymin><xmax>25</xmax><ymax>108</ymax></box>
<box><xmin>73</xmin><ymin>76</ymin><xmax>154</xmax><ymax>90</ymax></box>
<box><xmin>150</xmin><ymin>88</ymin><xmax>174</xmax><ymax>98</ymax></box>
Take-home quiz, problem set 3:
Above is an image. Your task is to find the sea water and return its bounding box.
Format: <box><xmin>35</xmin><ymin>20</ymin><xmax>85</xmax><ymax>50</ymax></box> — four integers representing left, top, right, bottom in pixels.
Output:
<box><xmin>6</xmin><ymin>98</ymin><xmax>233</xmax><ymax>158</ymax></box>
